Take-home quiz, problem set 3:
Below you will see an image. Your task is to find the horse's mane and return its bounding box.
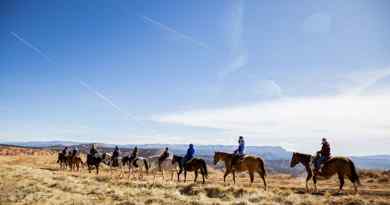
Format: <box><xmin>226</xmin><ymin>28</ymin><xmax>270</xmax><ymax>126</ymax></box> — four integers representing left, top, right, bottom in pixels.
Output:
<box><xmin>294</xmin><ymin>152</ymin><xmax>312</xmax><ymax>161</ymax></box>
<box><xmin>215</xmin><ymin>151</ymin><xmax>233</xmax><ymax>156</ymax></box>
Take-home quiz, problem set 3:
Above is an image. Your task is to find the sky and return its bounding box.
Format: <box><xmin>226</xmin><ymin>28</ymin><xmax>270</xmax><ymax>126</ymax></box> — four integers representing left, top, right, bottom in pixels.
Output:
<box><xmin>1</xmin><ymin>0</ymin><xmax>390</xmax><ymax>155</ymax></box>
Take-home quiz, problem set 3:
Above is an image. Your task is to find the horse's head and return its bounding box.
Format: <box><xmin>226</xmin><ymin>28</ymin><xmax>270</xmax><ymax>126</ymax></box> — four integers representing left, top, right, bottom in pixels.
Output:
<box><xmin>172</xmin><ymin>155</ymin><xmax>180</xmax><ymax>165</ymax></box>
<box><xmin>290</xmin><ymin>152</ymin><xmax>300</xmax><ymax>167</ymax></box>
<box><xmin>213</xmin><ymin>152</ymin><xmax>222</xmax><ymax>165</ymax></box>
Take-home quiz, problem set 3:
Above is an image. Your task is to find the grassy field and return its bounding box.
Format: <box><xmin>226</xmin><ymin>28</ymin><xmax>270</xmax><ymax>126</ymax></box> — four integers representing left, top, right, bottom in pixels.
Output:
<box><xmin>0</xmin><ymin>146</ymin><xmax>389</xmax><ymax>205</ymax></box>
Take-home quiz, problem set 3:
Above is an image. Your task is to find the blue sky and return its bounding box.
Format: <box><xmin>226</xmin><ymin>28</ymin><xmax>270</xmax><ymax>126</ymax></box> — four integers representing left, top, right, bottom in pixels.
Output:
<box><xmin>1</xmin><ymin>0</ymin><xmax>390</xmax><ymax>155</ymax></box>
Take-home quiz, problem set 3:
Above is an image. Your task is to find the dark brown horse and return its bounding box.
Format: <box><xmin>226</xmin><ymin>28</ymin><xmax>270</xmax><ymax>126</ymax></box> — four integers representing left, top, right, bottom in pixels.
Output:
<box><xmin>57</xmin><ymin>152</ymin><xmax>68</xmax><ymax>169</ymax></box>
<box><xmin>172</xmin><ymin>155</ymin><xmax>208</xmax><ymax>184</ymax></box>
<box><xmin>86</xmin><ymin>153</ymin><xmax>109</xmax><ymax>175</ymax></box>
<box><xmin>67</xmin><ymin>154</ymin><xmax>84</xmax><ymax>171</ymax></box>
<box><xmin>290</xmin><ymin>152</ymin><xmax>360</xmax><ymax>193</ymax></box>
<box><xmin>214</xmin><ymin>152</ymin><xmax>267</xmax><ymax>190</ymax></box>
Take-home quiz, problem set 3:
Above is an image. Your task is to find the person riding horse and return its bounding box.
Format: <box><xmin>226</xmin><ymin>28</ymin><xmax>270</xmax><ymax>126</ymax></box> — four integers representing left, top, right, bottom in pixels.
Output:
<box><xmin>62</xmin><ymin>146</ymin><xmax>69</xmax><ymax>156</ymax></box>
<box><xmin>89</xmin><ymin>144</ymin><xmax>98</xmax><ymax>156</ymax></box>
<box><xmin>314</xmin><ymin>138</ymin><xmax>331</xmax><ymax>175</ymax></box>
<box><xmin>182</xmin><ymin>144</ymin><xmax>195</xmax><ymax>167</ymax></box>
<box><xmin>71</xmin><ymin>147</ymin><xmax>78</xmax><ymax>157</ymax></box>
<box><xmin>129</xmin><ymin>146</ymin><xmax>139</xmax><ymax>167</ymax></box>
<box><xmin>112</xmin><ymin>146</ymin><xmax>120</xmax><ymax>167</ymax></box>
<box><xmin>231</xmin><ymin>136</ymin><xmax>245</xmax><ymax>170</ymax></box>
<box><xmin>158</xmin><ymin>147</ymin><xmax>169</xmax><ymax>171</ymax></box>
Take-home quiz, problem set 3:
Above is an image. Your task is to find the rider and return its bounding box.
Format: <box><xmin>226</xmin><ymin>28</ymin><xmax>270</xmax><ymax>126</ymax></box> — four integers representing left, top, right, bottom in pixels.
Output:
<box><xmin>62</xmin><ymin>146</ymin><xmax>68</xmax><ymax>156</ymax></box>
<box><xmin>182</xmin><ymin>144</ymin><xmax>195</xmax><ymax>167</ymax></box>
<box><xmin>89</xmin><ymin>144</ymin><xmax>98</xmax><ymax>156</ymax></box>
<box><xmin>130</xmin><ymin>146</ymin><xmax>139</xmax><ymax>167</ymax></box>
<box><xmin>72</xmin><ymin>146</ymin><xmax>78</xmax><ymax>157</ymax></box>
<box><xmin>112</xmin><ymin>146</ymin><xmax>120</xmax><ymax>167</ymax></box>
<box><xmin>314</xmin><ymin>138</ymin><xmax>331</xmax><ymax>174</ymax></box>
<box><xmin>158</xmin><ymin>147</ymin><xmax>169</xmax><ymax>171</ymax></box>
<box><xmin>231</xmin><ymin>136</ymin><xmax>245</xmax><ymax>170</ymax></box>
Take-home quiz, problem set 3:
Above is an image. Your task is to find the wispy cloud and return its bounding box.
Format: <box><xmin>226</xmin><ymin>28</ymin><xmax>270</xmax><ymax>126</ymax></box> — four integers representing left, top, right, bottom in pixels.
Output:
<box><xmin>79</xmin><ymin>80</ymin><xmax>134</xmax><ymax>120</ymax></box>
<box><xmin>340</xmin><ymin>67</ymin><xmax>390</xmax><ymax>95</ymax></box>
<box><xmin>220</xmin><ymin>0</ymin><xmax>247</xmax><ymax>78</ymax></box>
<box><xmin>10</xmin><ymin>32</ymin><xmax>54</xmax><ymax>64</ymax></box>
<box><xmin>140</xmin><ymin>15</ymin><xmax>209</xmax><ymax>49</ymax></box>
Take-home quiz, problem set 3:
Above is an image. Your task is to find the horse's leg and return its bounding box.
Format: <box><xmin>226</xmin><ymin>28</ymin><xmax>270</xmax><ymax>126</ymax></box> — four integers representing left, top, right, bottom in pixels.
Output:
<box><xmin>249</xmin><ymin>171</ymin><xmax>254</xmax><ymax>186</ymax></box>
<box><xmin>223</xmin><ymin>170</ymin><xmax>230</xmax><ymax>183</ymax></box>
<box><xmin>194</xmin><ymin>170</ymin><xmax>198</xmax><ymax>182</ymax></box>
<box><xmin>177</xmin><ymin>169</ymin><xmax>182</xmax><ymax>182</ymax></box>
<box><xmin>306</xmin><ymin>170</ymin><xmax>312</xmax><ymax>192</ymax></box>
<box><xmin>171</xmin><ymin>171</ymin><xmax>174</xmax><ymax>181</ymax></box>
<box><xmin>184</xmin><ymin>170</ymin><xmax>187</xmax><ymax>183</ymax></box>
<box><xmin>338</xmin><ymin>173</ymin><xmax>345</xmax><ymax>193</ymax></box>
<box><xmin>257</xmin><ymin>170</ymin><xmax>267</xmax><ymax>191</ymax></box>
<box><xmin>232</xmin><ymin>171</ymin><xmax>236</xmax><ymax>184</ymax></box>
<box><xmin>313</xmin><ymin>176</ymin><xmax>317</xmax><ymax>192</ymax></box>
<box><xmin>201</xmin><ymin>168</ymin><xmax>205</xmax><ymax>184</ymax></box>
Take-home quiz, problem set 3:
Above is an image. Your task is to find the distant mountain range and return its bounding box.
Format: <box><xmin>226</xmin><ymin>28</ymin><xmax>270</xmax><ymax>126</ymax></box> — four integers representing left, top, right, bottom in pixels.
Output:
<box><xmin>1</xmin><ymin>140</ymin><xmax>389</xmax><ymax>170</ymax></box>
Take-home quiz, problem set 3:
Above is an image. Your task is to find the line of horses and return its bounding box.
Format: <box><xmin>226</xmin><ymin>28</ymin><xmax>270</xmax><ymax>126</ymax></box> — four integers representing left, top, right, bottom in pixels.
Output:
<box><xmin>57</xmin><ymin>150</ymin><xmax>361</xmax><ymax>193</ymax></box>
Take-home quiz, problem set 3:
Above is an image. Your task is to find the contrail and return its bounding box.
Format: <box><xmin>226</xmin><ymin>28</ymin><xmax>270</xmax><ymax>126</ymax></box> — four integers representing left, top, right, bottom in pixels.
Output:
<box><xmin>10</xmin><ymin>32</ymin><xmax>54</xmax><ymax>64</ymax></box>
<box><xmin>140</xmin><ymin>15</ymin><xmax>209</xmax><ymax>49</ymax></box>
<box><xmin>79</xmin><ymin>80</ymin><xmax>133</xmax><ymax>120</ymax></box>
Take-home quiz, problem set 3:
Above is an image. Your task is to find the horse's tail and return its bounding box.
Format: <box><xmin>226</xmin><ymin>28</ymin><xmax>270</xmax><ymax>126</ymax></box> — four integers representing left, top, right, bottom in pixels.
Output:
<box><xmin>143</xmin><ymin>159</ymin><xmax>149</xmax><ymax>174</ymax></box>
<box><xmin>348</xmin><ymin>159</ymin><xmax>361</xmax><ymax>186</ymax></box>
<box><xmin>257</xmin><ymin>157</ymin><xmax>266</xmax><ymax>177</ymax></box>
<box><xmin>201</xmin><ymin>159</ymin><xmax>208</xmax><ymax>178</ymax></box>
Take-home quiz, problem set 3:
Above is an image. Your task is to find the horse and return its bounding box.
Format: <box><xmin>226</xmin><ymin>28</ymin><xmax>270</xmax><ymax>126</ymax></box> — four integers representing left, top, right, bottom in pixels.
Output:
<box><xmin>57</xmin><ymin>152</ymin><xmax>68</xmax><ymax>169</ymax></box>
<box><xmin>122</xmin><ymin>155</ymin><xmax>149</xmax><ymax>179</ymax></box>
<box><xmin>145</xmin><ymin>155</ymin><xmax>179</xmax><ymax>181</ymax></box>
<box><xmin>213</xmin><ymin>152</ymin><xmax>267</xmax><ymax>190</ymax></box>
<box><xmin>172</xmin><ymin>155</ymin><xmax>208</xmax><ymax>184</ymax></box>
<box><xmin>86</xmin><ymin>152</ymin><xmax>109</xmax><ymax>175</ymax></box>
<box><xmin>103</xmin><ymin>153</ymin><xmax>125</xmax><ymax>177</ymax></box>
<box><xmin>290</xmin><ymin>152</ymin><xmax>361</xmax><ymax>193</ymax></box>
<box><xmin>67</xmin><ymin>153</ymin><xmax>84</xmax><ymax>171</ymax></box>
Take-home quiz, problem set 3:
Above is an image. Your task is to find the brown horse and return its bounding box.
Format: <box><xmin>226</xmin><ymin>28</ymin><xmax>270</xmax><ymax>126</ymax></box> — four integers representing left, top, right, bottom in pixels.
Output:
<box><xmin>213</xmin><ymin>152</ymin><xmax>267</xmax><ymax>190</ymax></box>
<box><xmin>68</xmin><ymin>154</ymin><xmax>84</xmax><ymax>171</ymax></box>
<box><xmin>290</xmin><ymin>152</ymin><xmax>361</xmax><ymax>193</ymax></box>
<box><xmin>172</xmin><ymin>155</ymin><xmax>208</xmax><ymax>184</ymax></box>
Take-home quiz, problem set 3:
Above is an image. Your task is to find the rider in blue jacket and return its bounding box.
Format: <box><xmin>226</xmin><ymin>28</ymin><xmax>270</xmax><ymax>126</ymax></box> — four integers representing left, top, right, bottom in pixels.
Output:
<box><xmin>234</xmin><ymin>136</ymin><xmax>245</xmax><ymax>155</ymax></box>
<box><xmin>231</xmin><ymin>136</ymin><xmax>245</xmax><ymax>169</ymax></box>
<box><xmin>183</xmin><ymin>144</ymin><xmax>195</xmax><ymax>166</ymax></box>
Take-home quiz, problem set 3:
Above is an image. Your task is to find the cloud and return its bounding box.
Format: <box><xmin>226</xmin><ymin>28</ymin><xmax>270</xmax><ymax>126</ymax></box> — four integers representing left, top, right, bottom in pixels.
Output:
<box><xmin>10</xmin><ymin>32</ymin><xmax>54</xmax><ymax>63</ymax></box>
<box><xmin>154</xmin><ymin>94</ymin><xmax>390</xmax><ymax>147</ymax></box>
<box><xmin>153</xmin><ymin>67</ymin><xmax>390</xmax><ymax>154</ymax></box>
<box><xmin>339</xmin><ymin>67</ymin><xmax>390</xmax><ymax>95</ymax></box>
<box><xmin>140</xmin><ymin>15</ymin><xmax>209</xmax><ymax>49</ymax></box>
<box><xmin>220</xmin><ymin>0</ymin><xmax>247</xmax><ymax>78</ymax></box>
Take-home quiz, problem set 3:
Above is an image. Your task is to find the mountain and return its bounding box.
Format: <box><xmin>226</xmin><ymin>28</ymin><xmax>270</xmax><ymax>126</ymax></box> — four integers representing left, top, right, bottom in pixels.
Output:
<box><xmin>2</xmin><ymin>140</ymin><xmax>389</xmax><ymax>170</ymax></box>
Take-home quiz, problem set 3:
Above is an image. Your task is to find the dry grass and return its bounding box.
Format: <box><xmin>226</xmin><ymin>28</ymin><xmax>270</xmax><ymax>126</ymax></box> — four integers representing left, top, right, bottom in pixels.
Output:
<box><xmin>0</xmin><ymin>147</ymin><xmax>389</xmax><ymax>205</ymax></box>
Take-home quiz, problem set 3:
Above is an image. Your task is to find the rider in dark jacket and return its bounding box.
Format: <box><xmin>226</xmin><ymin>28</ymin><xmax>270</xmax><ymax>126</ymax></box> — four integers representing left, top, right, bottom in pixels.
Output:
<box><xmin>314</xmin><ymin>138</ymin><xmax>331</xmax><ymax>174</ymax></box>
<box><xmin>130</xmin><ymin>146</ymin><xmax>139</xmax><ymax>167</ymax></box>
<box><xmin>89</xmin><ymin>144</ymin><xmax>98</xmax><ymax>156</ymax></box>
<box><xmin>62</xmin><ymin>146</ymin><xmax>68</xmax><ymax>156</ymax></box>
<box><xmin>112</xmin><ymin>146</ymin><xmax>120</xmax><ymax>167</ymax></box>
<box><xmin>158</xmin><ymin>147</ymin><xmax>169</xmax><ymax>171</ymax></box>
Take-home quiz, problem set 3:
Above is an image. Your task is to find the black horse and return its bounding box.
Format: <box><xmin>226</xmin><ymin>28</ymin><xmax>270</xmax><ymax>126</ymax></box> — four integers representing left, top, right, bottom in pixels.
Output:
<box><xmin>172</xmin><ymin>155</ymin><xmax>208</xmax><ymax>184</ymax></box>
<box><xmin>57</xmin><ymin>152</ymin><xmax>67</xmax><ymax>169</ymax></box>
<box><xmin>86</xmin><ymin>152</ymin><xmax>108</xmax><ymax>175</ymax></box>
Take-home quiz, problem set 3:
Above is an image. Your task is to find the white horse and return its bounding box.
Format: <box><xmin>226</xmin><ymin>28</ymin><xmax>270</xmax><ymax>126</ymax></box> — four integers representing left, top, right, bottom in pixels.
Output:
<box><xmin>103</xmin><ymin>153</ymin><xmax>125</xmax><ymax>177</ymax></box>
<box><xmin>123</xmin><ymin>156</ymin><xmax>149</xmax><ymax>179</ymax></box>
<box><xmin>145</xmin><ymin>155</ymin><xmax>179</xmax><ymax>182</ymax></box>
